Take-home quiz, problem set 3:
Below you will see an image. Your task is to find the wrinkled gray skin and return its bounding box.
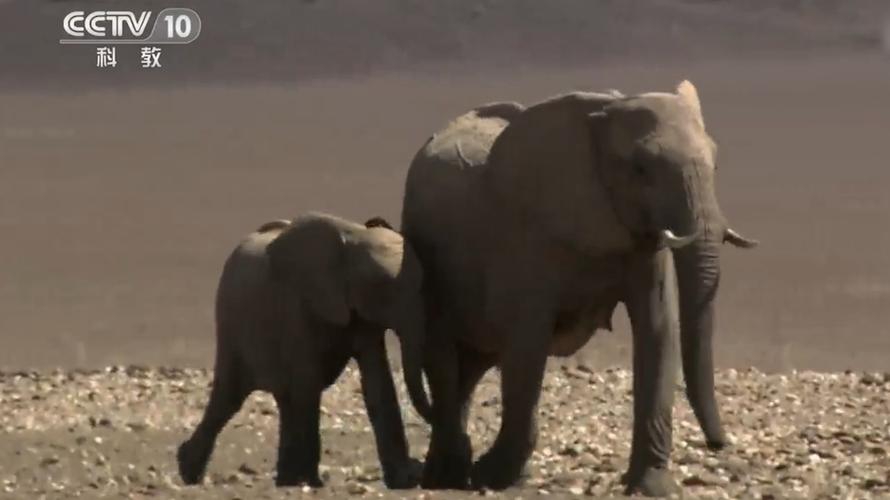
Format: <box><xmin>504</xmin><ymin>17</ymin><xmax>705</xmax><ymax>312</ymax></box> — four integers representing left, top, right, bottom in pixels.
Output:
<box><xmin>400</xmin><ymin>82</ymin><xmax>757</xmax><ymax>496</ymax></box>
<box><xmin>177</xmin><ymin>212</ymin><xmax>431</xmax><ymax>489</ymax></box>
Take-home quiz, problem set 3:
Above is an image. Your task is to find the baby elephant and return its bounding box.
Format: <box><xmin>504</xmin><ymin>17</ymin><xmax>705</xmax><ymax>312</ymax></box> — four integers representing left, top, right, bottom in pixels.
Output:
<box><xmin>177</xmin><ymin>212</ymin><xmax>431</xmax><ymax>488</ymax></box>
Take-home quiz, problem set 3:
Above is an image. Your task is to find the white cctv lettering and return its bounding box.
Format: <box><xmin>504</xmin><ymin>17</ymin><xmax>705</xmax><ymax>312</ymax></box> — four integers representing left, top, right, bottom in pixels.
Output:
<box><xmin>63</xmin><ymin>11</ymin><xmax>152</xmax><ymax>38</ymax></box>
<box><xmin>62</xmin><ymin>12</ymin><xmax>84</xmax><ymax>37</ymax></box>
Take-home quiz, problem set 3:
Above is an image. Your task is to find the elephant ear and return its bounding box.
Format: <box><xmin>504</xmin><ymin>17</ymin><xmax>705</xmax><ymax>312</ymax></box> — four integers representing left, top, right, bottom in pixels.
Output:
<box><xmin>676</xmin><ymin>80</ymin><xmax>705</xmax><ymax>129</ymax></box>
<box><xmin>484</xmin><ymin>92</ymin><xmax>634</xmax><ymax>255</ymax></box>
<box><xmin>266</xmin><ymin>215</ymin><xmax>352</xmax><ymax>327</ymax></box>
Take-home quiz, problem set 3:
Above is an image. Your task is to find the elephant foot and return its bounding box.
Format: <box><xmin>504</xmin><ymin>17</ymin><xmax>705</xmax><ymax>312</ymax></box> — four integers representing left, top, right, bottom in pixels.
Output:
<box><xmin>275</xmin><ymin>470</ymin><xmax>323</xmax><ymax>488</ymax></box>
<box><xmin>698</xmin><ymin>418</ymin><xmax>731</xmax><ymax>451</ymax></box>
<box><xmin>177</xmin><ymin>439</ymin><xmax>211</xmax><ymax>485</ymax></box>
<box><xmin>706</xmin><ymin>438</ymin><xmax>729</xmax><ymax>451</ymax></box>
<box><xmin>276</xmin><ymin>450</ymin><xmax>322</xmax><ymax>488</ymax></box>
<box><xmin>383</xmin><ymin>457</ymin><xmax>423</xmax><ymax>489</ymax></box>
<box><xmin>421</xmin><ymin>434</ymin><xmax>472</xmax><ymax>489</ymax></box>
<box><xmin>470</xmin><ymin>447</ymin><xmax>528</xmax><ymax>491</ymax></box>
<box><xmin>705</xmin><ymin>432</ymin><xmax>731</xmax><ymax>451</ymax></box>
<box><xmin>623</xmin><ymin>466</ymin><xmax>679</xmax><ymax>497</ymax></box>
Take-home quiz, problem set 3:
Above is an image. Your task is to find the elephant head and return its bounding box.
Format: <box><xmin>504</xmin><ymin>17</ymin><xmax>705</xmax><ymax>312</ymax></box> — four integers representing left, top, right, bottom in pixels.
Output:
<box><xmin>266</xmin><ymin>213</ymin><xmax>432</xmax><ymax>422</ymax></box>
<box><xmin>590</xmin><ymin>81</ymin><xmax>758</xmax><ymax>447</ymax></box>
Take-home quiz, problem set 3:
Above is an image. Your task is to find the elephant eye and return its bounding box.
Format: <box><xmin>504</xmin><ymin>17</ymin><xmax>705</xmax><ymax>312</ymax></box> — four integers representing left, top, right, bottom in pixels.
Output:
<box><xmin>632</xmin><ymin>162</ymin><xmax>648</xmax><ymax>177</ymax></box>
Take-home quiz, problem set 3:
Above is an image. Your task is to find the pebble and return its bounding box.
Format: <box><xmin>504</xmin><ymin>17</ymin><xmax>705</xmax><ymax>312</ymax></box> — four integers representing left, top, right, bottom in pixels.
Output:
<box><xmin>683</xmin><ymin>472</ymin><xmax>722</xmax><ymax>487</ymax></box>
<box><xmin>237</xmin><ymin>463</ymin><xmax>258</xmax><ymax>476</ymax></box>
<box><xmin>347</xmin><ymin>482</ymin><xmax>372</xmax><ymax>495</ymax></box>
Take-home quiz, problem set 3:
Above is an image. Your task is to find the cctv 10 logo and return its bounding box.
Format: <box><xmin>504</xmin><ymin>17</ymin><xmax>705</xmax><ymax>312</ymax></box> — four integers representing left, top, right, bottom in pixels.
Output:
<box><xmin>61</xmin><ymin>8</ymin><xmax>201</xmax><ymax>44</ymax></box>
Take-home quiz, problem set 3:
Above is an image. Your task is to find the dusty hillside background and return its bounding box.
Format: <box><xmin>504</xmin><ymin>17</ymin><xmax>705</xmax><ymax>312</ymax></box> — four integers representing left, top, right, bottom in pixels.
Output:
<box><xmin>1</xmin><ymin>0</ymin><xmax>889</xmax><ymax>88</ymax></box>
<box><xmin>1</xmin><ymin>0</ymin><xmax>889</xmax><ymax>371</ymax></box>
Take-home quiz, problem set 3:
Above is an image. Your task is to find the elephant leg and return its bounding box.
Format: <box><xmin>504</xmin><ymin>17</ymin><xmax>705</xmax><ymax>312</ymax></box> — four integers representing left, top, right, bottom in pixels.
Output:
<box><xmin>421</xmin><ymin>340</ymin><xmax>495</xmax><ymax>489</ymax></box>
<box><xmin>353</xmin><ymin>328</ymin><xmax>420</xmax><ymax>489</ymax></box>
<box><xmin>471</xmin><ymin>324</ymin><xmax>549</xmax><ymax>490</ymax></box>
<box><xmin>622</xmin><ymin>249</ymin><xmax>681</xmax><ymax>497</ymax></box>
<box><xmin>274</xmin><ymin>386</ymin><xmax>323</xmax><ymax>487</ymax></box>
<box><xmin>421</xmin><ymin>332</ymin><xmax>474</xmax><ymax>489</ymax></box>
<box><xmin>177</xmin><ymin>349</ymin><xmax>251</xmax><ymax>485</ymax></box>
<box><xmin>320</xmin><ymin>347</ymin><xmax>352</xmax><ymax>390</ymax></box>
<box><xmin>456</xmin><ymin>345</ymin><xmax>496</xmax><ymax>432</ymax></box>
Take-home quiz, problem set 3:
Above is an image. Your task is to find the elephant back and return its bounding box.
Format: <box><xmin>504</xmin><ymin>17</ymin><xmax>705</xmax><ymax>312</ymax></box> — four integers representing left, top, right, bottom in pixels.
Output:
<box><xmin>402</xmin><ymin>102</ymin><xmax>522</xmax><ymax>236</ymax></box>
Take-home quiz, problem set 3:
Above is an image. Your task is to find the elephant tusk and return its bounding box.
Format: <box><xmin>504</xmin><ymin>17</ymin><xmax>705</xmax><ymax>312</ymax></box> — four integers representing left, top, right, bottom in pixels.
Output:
<box><xmin>724</xmin><ymin>227</ymin><xmax>759</xmax><ymax>248</ymax></box>
<box><xmin>659</xmin><ymin>229</ymin><xmax>697</xmax><ymax>249</ymax></box>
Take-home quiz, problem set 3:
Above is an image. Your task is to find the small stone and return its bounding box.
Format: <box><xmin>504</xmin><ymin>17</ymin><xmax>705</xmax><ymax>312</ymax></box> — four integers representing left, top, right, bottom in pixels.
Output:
<box><xmin>864</xmin><ymin>478</ymin><xmax>885</xmax><ymax>489</ymax></box>
<box><xmin>578</xmin><ymin>452</ymin><xmax>598</xmax><ymax>467</ymax></box>
<box><xmin>347</xmin><ymin>482</ymin><xmax>371</xmax><ymax>495</ymax></box>
<box><xmin>799</xmin><ymin>427</ymin><xmax>819</xmax><ymax>442</ymax></box>
<box><xmin>127</xmin><ymin>422</ymin><xmax>148</xmax><ymax>432</ymax></box>
<box><xmin>724</xmin><ymin>456</ymin><xmax>749</xmax><ymax>475</ymax></box>
<box><xmin>593</xmin><ymin>459</ymin><xmax>617</xmax><ymax>473</ymax></box>
<box><xmin>89</xmin><ymin>416</ymin><xmax>113</xmax><ymax>428</ymax></box>
<box><xmin>559</xmin><ymin>443</ymin><xmax>583</xmax><ymax>457</ymax></box>
<box><xmin>575</xmin><ymin>363</ymin><xmax>594</xmax><ymax>374</ymax></box>
<box><xmin>237</xmin><ymin>463</ymin><xmax>258</xmax><ymax>475</ymax></box>
<box><xmin>551</xmin><ymin>470</ymin><xmax>585</xmax><ymax>487</ymax></box>
<box><xmin>683</xmin><ymin>472</ymin><xmax>722</xmax><ymax>487</ymax></box>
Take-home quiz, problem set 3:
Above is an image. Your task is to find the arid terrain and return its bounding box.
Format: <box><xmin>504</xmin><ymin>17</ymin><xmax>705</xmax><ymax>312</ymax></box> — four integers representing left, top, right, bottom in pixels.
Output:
<box><xmin>1</xmin><ymin>0</ymin><xmax>890</xmax><ymax>498</ymax></box>
<box><xmin>3</xmin><ymin>365</ymin><xmax>890</xmax><ymax>499</ymax></box>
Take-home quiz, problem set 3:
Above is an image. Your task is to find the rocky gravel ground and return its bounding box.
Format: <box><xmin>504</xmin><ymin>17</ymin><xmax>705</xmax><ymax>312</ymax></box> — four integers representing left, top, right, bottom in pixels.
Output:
<box><xmin>1</xmin><ymin>363</ymin><xmax>889</xmax><ymax>499</ymax></box>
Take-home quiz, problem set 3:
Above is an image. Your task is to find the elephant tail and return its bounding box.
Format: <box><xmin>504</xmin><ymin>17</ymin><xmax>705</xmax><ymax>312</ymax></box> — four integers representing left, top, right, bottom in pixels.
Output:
<box><xmin>401</xmin><ymin>346</ymin><xmax>433</xmax><ymax>423</ymax></box>
<box><xmin>397</xmin><ymin>309</ymin><xmax>433</xmax><ymax>423</ymax></box>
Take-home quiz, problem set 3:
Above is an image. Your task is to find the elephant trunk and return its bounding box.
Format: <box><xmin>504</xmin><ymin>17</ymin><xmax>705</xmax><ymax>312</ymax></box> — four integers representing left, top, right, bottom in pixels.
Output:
<box><xmin>674</xmin><ymin>239</ymin><xmax>727</xmax><ymax>449</ymax></box>
<box><xmin>397</xmin><ymin>309</ymin><xmax>433</xmax><ymax>423</ymax></box>
<box><xmin>672</xmin><ymin>170</ymin><xmax>728</xmax><ymax>449</ymax></box>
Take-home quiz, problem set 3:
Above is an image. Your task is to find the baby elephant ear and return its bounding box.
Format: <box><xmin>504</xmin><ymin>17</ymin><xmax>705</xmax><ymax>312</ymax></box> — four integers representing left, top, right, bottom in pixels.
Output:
<box><xmin>364</xmin><ymin>216</ymin><xmax>393</xmax><ymax>230</ymax></box>
<box><xmin>266</xmin><ymin>216</ymin><xmax>352</xmax><ymax>327</ymax></box>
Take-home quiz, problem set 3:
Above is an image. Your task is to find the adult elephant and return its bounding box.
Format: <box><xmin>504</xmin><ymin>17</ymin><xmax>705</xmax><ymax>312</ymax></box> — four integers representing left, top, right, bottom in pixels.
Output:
<box><xmin>400</xmin><ymin>81</ymin><xmax>757</xmax><ymax>496</ymax></box>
